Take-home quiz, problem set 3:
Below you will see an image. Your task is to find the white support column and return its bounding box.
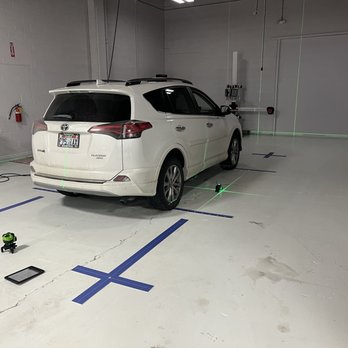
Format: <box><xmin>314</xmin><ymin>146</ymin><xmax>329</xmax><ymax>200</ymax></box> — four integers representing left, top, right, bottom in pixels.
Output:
<box><xmin>87</xmin><ymin>0</ymin><xmax>107</xmax><ymax>79</ymax></box>
<box><xmin>232</xmin><ymin>51</ymin><xmax>238</xmax><ymax>85</ymax></box>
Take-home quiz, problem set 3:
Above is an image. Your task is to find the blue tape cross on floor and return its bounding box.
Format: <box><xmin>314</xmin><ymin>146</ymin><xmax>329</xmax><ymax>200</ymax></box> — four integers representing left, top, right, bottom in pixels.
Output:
<box><xmin>72</xmin><ymin>218</ymin><xmax>188</xmax><ymax>305</ymax></box>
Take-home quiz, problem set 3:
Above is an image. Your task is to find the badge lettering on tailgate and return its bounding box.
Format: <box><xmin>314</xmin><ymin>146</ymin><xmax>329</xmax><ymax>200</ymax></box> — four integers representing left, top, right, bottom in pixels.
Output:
<box><xmin>91</xmin><ymin>154</ymin><xmax>106</xmax><ymax>160</ymax></box>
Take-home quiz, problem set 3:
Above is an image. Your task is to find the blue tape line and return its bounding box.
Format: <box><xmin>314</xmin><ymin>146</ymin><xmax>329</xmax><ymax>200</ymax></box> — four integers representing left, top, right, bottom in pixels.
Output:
<box><xmin>33</xmin><ymin>187</ymin><xmax>58</xmax><ymax>193</ymax></box>
<box><xmin>174</xmin><ymin>207</ymin><xmax>233</xmax><ymax>219</ymax></box>
<box><xmin>252</xmin><ymin>152</ymin><xmax>287</xmax><ymax>158</ymax></box>
<box><xmin>112</xmin><ymin>276</ymin><xmax>153</xmax><ymax>292</ymax></box>
<box><xmin>73</xmin><ymin>278</ymin><xmax>111</xmax><ymax>305</ymax></box>
<box><xmin>0</xmin><ymin>196</ymin><xmax>44</xmax><ymax>213</ymax></box>
<box><xmin>109</xmin><ymin>218</ymin><xmax>188</xmax><ymax>276</ymax></box>
<box><xmin>72</xmin><ymin>219</ymin><xmax>188</xmax><ymax>304</ymax></box>
<box><xmin>73</xmin><ymin>265</ymin><xmax>108</xmax><ymax>279</ymax></box>
<box><xmin>237</xmin><ymin>167</ymin><xmax>277</xmax><ymax>174</ymax></box>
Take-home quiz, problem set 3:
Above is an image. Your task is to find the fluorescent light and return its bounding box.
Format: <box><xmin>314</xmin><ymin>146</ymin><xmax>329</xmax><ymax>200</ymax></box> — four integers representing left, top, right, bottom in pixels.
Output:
<box><xmin>171</xmin><ymin>0</ymin><xmax>195</xmax><ymax>3</ymax></box>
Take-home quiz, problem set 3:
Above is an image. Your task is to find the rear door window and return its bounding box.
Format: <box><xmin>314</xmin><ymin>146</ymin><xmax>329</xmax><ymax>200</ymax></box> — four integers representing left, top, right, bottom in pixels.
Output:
<box><xmin>45</xmin><ymin>93</ymin><xmax>131</xmax><ymax>122</ymax></box>
<box><xmin>165</xmin><ymin>87</ymin><xmax>195</xmax><ymax>115</ymax></box>
<box><xmin>143</xmin><ymin>89</ymin><xmax>170</xmax><ymax>112</ymax></box>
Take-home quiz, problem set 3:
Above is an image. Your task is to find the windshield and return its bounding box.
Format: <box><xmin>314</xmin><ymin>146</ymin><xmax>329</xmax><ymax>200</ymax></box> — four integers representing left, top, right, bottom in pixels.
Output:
<box><xmin>45</xmin><ymin>93</ymin><xmax>131</xmax><ymax>122</ymax></box>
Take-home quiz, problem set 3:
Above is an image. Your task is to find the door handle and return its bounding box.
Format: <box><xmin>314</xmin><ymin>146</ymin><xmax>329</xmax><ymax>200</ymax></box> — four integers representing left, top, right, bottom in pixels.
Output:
<box><xmin>176</xmin><ymin>125</ymin><xmax>186</xmax><ymax>132</ymax></box>
<box><xmin>206</xmin><ymin>122</ymin><xmax>213</xmax><ymax>128</ymax></box>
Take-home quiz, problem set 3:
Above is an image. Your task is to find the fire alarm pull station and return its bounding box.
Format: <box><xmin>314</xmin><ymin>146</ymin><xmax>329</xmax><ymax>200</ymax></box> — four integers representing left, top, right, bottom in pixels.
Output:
<box><xmin>9</xmin><ymin>42</ymin><xmax>15</xmax><ymax>58</ymax></box>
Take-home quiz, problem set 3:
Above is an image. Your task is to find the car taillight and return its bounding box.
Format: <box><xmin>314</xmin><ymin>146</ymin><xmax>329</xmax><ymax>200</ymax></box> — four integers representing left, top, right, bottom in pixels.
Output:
<box><xmin>32</xmin><ymin>120</ymin><xmax>48</xmax><ymax>134</ymax></box>
<box><xmin>88</xmin><ymin>121</ymin><xmax>152</xmax><ymax>139</ymax></box>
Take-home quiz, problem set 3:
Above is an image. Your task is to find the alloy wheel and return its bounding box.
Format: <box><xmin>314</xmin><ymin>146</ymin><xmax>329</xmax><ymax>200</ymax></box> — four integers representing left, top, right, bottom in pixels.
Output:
<box><xmin>163</xmin><ymin>164</ymin><xmax>182</xmax><ymax>204</ymax></box>
<box><xmin>230</xmin><ymin>138</ymin><xmax>240</xmax><ymax>166</ymax></box>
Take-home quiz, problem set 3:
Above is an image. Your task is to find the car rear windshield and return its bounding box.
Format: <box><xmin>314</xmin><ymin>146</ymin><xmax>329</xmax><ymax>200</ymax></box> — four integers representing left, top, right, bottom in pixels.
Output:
<box><xmin>45</xmin><ymin>93</ymin><xmax>131</xmax><ymax>122</ymax></box>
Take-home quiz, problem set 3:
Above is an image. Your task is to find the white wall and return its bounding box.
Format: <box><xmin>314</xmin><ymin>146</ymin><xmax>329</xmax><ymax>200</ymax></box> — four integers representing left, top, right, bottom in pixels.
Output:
<box><xmin>0</xmin><ymin>0</ymin><xmax>91</xmax><ymax>161</ymax></box>
<box><xmin>165</xmin><ymin>0</ymin><xmax>348</xmax><ymax>136</ymax></box>
<box><xmin>105</xmin><ymin>0</ymin><xmax>164</xmax><ymax>80</ymax></box>
<box><xmin>2</xmin><ymin>0</ymin><xmax>346</xmax><ymax>162</ymax></box>
<box><xmin>0</xmin><ymin>0</ymin><xmax>165</xmax><ymax>161</ymax></box>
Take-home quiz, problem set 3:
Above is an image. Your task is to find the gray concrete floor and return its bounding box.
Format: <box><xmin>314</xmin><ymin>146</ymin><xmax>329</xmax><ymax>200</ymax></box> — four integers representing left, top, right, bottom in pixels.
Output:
<box><xmin>0</xmin><ymin>135</ymin><xmax>347</xmax><ymax>348</ymax></box>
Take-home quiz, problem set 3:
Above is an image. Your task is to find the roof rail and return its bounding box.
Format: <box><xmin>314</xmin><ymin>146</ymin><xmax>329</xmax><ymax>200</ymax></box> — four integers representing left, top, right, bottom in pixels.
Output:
<box><xmin>66</xmin><ymin>79</ymin><xmax>124</xmax><ymax>87</ymax></box>
<box><xmin>125</xmin><ymin>77</ymin><xmax>193</xmax><ymax>86</ymax></box>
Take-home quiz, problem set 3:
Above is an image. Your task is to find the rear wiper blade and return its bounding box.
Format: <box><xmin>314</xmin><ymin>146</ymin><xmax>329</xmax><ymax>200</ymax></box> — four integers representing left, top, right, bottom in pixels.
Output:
<box><xmin>51</xmin><ymin>114</ymin><xmax>73</xmax><ymax>120</ymax></box>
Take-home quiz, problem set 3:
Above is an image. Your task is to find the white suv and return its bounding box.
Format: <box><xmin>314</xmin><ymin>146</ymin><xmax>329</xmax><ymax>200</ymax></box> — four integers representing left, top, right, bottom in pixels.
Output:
<box><xmin>31</xmin><ymin>77</ymin><xmax>242</xmax><ymax>210</ymax></box>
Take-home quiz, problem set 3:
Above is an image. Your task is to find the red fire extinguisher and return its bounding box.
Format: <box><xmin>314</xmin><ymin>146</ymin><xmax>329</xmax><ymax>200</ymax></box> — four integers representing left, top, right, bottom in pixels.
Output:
<box><xmin>8</xmin><ymin>103</ymin><xmax>23</xmax><ymax>123</ymax></box>
<box><xmin>15</xmin><ymin>105</ymin><xmax>23</xmax><ymax>122</ymax></box>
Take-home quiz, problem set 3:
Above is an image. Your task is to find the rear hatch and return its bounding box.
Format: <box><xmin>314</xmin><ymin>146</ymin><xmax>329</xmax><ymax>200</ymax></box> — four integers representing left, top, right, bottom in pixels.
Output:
<box><xmin>33</xmin><ymin>92</ymin><xmax>131</xmax><ymax>181</ymax></box>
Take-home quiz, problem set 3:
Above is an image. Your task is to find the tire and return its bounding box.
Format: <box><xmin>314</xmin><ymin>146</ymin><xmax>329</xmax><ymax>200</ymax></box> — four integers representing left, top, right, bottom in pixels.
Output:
<box><xmin>57</xmin><ymin>190</ymin><xmax>80</xmax><ymax>197</ymax></box>
<box><xmin>221</xmin><ymin>133</ymin><xmax>241</xmax><ymax>170</ymax></box>
<box><xmin>150</xmin><ymin>158</ymin><xmax>184</xmax><ymax>210</ymax></box>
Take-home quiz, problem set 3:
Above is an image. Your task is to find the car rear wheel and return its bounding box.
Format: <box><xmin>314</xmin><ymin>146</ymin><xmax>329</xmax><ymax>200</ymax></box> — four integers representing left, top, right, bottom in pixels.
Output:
<box><xmin>221</xmin><ymin>133</ymin><xmax>240</xmax><ymax>170</ymax></box>
<box><xmin>57</xmin><ymin>190</ymin><xmax>80</xmax><ymax>197</ymax></box>
<box><xmin>150</xmin><ymin>158</ymin><xmax>184</xmax><ymax>210</ymax></box>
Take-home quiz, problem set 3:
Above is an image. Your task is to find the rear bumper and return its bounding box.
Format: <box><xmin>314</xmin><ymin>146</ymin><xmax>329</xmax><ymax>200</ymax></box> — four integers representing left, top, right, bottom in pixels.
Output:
<box><xmin>30</xmin><ymin>165</ymin><xmax>158</xmax><ymax>197</ymax></box>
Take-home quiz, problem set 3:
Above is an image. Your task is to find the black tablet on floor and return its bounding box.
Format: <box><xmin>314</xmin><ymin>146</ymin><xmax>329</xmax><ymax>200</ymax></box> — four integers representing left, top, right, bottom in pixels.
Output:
<box><xmin>5</xmin><ymin>266</ymin><xmax>45</xmax><ymax>284</ymax></box>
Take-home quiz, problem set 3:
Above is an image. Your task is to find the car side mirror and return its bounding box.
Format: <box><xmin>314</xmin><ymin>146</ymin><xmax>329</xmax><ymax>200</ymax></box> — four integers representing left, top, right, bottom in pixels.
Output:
<box><xmin>220</xmin><ymin>105</ymin><xmax>232</xmax><ymax>116</ymax></box>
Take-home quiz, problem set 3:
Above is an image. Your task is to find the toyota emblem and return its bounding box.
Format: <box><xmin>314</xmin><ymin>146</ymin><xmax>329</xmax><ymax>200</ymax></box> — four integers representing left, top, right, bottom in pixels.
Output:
<box><xmin>61</xmin><ymin>123</ymin><xmax>69</xmax><ymax>131</ymax></box>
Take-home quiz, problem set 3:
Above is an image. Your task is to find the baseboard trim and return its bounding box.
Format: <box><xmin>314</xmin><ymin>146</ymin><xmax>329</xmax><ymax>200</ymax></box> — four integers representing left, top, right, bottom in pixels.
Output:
<box><xmin>0</xmin><ymin>152</ymin><xmax>33</xmax><ymax>164</ymax></box>
<box><xmin>249</xmin><ymin>131</ymin><xmax>348</xmax><ymax>139</ymax></box>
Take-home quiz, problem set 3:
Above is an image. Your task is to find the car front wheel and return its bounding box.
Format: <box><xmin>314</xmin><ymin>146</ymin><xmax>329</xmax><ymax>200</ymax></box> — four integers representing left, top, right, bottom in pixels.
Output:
<box><xmin>151</xmin><ymin>158</ymin><xmax>184</xmax><ymax>210</ymax></box>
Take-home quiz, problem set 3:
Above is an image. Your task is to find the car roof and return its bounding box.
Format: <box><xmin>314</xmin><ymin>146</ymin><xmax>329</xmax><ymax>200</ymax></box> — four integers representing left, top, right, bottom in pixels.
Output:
<box><xmin>49</xmin><ymin>78</ymin><xmax>194</xmax><ymax>96</ymax></box>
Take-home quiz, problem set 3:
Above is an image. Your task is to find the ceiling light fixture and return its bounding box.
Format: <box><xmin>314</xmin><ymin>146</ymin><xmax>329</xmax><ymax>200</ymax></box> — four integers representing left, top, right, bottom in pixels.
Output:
<box><xmin>171</xmin><ymin>0</ymin><xmax>195</xmax><ymax>4</ymax></box>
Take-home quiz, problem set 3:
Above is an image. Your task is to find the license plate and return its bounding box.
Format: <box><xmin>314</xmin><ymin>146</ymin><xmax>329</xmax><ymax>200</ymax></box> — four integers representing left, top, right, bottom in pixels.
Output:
<box><xmin>57</xmin><ymin>133</ymin><xmax>80</xmax><ymax>148</ymax></box>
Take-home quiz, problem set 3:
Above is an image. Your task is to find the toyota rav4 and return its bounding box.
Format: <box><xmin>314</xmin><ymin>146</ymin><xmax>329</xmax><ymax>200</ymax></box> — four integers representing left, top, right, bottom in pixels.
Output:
<box><xmin>31</xmin><ymin>77</ymin><xmax>242</xmax><ymax>210</ymax></box>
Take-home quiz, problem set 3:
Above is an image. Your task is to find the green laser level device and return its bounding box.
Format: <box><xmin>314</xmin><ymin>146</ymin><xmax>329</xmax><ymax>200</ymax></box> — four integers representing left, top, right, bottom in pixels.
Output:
<box><xmin>1</xmin><ymin>232</ymin><xmax>17</xmax><ymax>254</ymax></box>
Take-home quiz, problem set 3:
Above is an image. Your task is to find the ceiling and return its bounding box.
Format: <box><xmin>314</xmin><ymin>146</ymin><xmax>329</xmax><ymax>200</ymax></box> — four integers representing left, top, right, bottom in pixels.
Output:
<box><xmin>140</xmin><ymin>0</ymin><xmax>241</xmax><ymax>11</ymax></box>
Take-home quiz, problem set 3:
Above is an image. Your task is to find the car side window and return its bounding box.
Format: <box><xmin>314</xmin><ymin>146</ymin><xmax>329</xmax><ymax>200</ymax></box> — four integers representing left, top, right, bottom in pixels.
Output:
<box><xmin>143</xmin><ymin>89</ymin><xmax>170</xmax><ymax>113</ymax></box>
<box><xmin>165</xmin><ymin>87</ymin><xmax>195</xmax><ymax>115</ymax></box>
<box><xmin>191</xmin><ymin>89</ymin><xmax>218</xmax><ymax>115</ymax></box>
